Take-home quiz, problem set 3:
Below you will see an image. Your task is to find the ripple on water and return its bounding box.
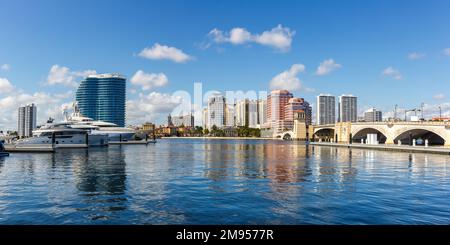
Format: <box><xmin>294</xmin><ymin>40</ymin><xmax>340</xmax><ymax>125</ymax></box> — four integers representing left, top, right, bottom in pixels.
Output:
<box><xmin>0</xmin><ymin>140</ymin><xmax>449</xmax><ymax>224</ymax></box>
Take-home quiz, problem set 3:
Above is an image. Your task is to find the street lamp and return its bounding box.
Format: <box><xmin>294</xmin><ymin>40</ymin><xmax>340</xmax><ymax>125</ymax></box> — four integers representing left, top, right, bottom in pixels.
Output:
<box><xmin>439</xmin><ymin>105</ymin><xmax>442</xmax><ymax>119</ymax></box>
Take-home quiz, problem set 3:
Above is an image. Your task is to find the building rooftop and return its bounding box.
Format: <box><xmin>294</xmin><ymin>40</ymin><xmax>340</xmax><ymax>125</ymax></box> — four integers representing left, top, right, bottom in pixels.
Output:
<box><xmin>270</xmin><ymin>90</ymin><xmax>291</xmax><ymax>94</ymax></box>
<box><xmin>87</xmin><ymin>73</ymin><xmax>126</xmax><ymax>79</ymax></box>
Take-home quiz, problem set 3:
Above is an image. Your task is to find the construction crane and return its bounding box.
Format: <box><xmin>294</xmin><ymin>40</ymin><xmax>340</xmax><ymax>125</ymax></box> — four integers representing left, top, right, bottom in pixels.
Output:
<box><xmin>404</xmin><ymin>108</ymin><xmax>422</xmax><ymax>121</ymax></box>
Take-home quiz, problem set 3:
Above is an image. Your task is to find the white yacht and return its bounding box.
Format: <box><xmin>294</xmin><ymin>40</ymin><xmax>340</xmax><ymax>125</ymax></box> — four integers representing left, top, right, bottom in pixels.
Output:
<box><xmin>63</xmin><ymin>103</ymin><xmax>135</xmax><ymax>142</ymax></box>
<box><xmin>14</xmin><ymin>120</ymin><xmax>108</xmax><ymax>147</ymax></box>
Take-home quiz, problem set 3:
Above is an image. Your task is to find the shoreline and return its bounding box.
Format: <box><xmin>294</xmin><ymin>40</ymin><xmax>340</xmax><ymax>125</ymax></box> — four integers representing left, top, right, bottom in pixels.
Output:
<box><xmin>160</xmin><ymin>136</ymin><xmax>279</xmax><ymax>140</ymax></box>
<box><xmin>310</xmin><ymin>142</ymin><xmax>450</xmax><ymax>155</ymax></box>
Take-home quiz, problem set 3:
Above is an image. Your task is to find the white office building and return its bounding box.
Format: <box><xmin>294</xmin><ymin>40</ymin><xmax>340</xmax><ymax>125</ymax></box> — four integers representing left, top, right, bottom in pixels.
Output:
<box><xmin>225</xmin><ymin>104</ymin><xmax>235</xmax><ymax>127</ymax></box>
<box><xmin>202</xmin><ymin>108</ymin><xmax>209</xmax><ymax>129</ymax></box>
<box><xmin>18</xmin><ymin>103</ymin><xmax>37</xmax><ymax>138</ymax></box>
<box><xmin>235</xmin><ymin>99</ymin><xmax>261</xmax><ymax>128</ymax></box>
<box><xmin>257</xmin><ymin>99</ymin><xmax>267</xmax><ymax>128</ymax></box>
<box><xmin>172</xmin><ymin>114</ymin><xmax>195</xmax><ymax>127</ymax></box>
<box><xmin>316</xmin><ymin>94</ymin><xmax>336</xmax><ymax>125</ymax></box>
<box><xmin>207</xmin><ymin>93</ymin><xmax>226</xmax><ymax>129</ymax></box>
<box><xmin>338</xmin><ymin>94</ymin><xmax>358</xmax><ymax>122</ymax></box>
<box><xmin>364</xmin><ymin>108</ymin><xmax>382</xmax><ymax>122</ymax></box>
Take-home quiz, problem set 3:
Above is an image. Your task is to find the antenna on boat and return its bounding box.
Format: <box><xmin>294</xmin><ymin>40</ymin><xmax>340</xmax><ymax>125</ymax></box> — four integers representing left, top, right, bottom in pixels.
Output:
<box><xmin>62</xmin><ymin>105</ymin><xmax>69</xmax><ymax>122</ymax></box>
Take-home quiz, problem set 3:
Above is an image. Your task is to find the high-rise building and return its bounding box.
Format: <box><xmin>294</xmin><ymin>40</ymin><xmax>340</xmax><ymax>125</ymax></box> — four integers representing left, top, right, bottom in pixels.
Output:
<box><xmin>235</xmin><ymin>100</ymin><xmax>246</xmax><ymax>127</ymax></box>
<box><xmin>364</xmin><ymin>108</ymin><xmax>383</xmax><ymax>122</ymax></box>
<box><xmin>257</xmin><ymin>99</ymin><xmax>267</xmax><ymax>127</ymax></box>
<box><xmin>75</xmin><ymin>73</ymin><xmax>126</xmax><ymax>127</ymax></box>
<box><xmin>283</xmin><ymin>98</ymin><xmax>312</xmax><ymax>129</ymax></box>
<box><xmin>248</xmin><ymin>100</ymin><xmax>258</xmax><ymax>128</ymax></box>
<box><xmin>202</xmin><ymin>108</ymin><xmax>209</xmax><ymax>129</ymax></box>
<box><xmin>225</xmin><ymin>103</ymin><xmax>235</xmax><ymax>127</ymax></box>
<box><xmin>267</xmin><ymin>90</ymin><xmax>293</xmax><ymax>132</ymax></box>
<box><xmin>234</xmin><ymin>99</ymin><xmax>267</xmax><ymax>128</ymax></box>
<box><xmin>167</xmin><ymin>114</ymin><xmax>173</xmax><ymax>126</ymax></box>
<box><xmin>207</xmin><ymin>93</ymin><xmax>226</xmax><ymax>129</ymax></box>
<box><xmin>338</xmin><ymin>94</ymin><xmax>357</xmax><ymax>122</ymax></box>
<box><xmin>172</xmin><ymin>114</ymin><xmax>195</xmax><ymax>127</ymax></box>
<box><xmin>18</xmin><ymin>103</ymin><xmax>37</xmax><ymax>138</ymax></box>
<box><xmin>316</xmin><ymin>94</ymin><xmax>336</xmax><ymax>125</ymax></box>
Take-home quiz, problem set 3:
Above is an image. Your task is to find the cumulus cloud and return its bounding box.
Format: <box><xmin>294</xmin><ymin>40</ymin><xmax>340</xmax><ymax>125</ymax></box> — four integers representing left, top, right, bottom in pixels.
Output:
<box><xmin>433</xmin><ymin>93</ymin><xmax>445</xmax><ymax>100</ymax></box>
<box><xmin>126</xmin><ymin>92</ymin><xmax>183</xmax><ymax>125</ymax></box>
<box><xmin>269</xmin><ymin>64</ymin><xmax>305</xmax><ymax>91</ymax></box>
<box><xmin>1</xmin><ymin>64</ymin><xmax>11</xmax><ymax>71</ymax></box>
<box><xmin>419</xmin><ymin>103</ymin><xmax>450</xmax><ymax>119</ymax></box>
<box><xmin>408</xmin><ymin>52</ymin><xmax>426</xmax><ymax>60</ymax></box>
<box><xmin>316</xmin><ymin>59</ymin><xmax>342</xmax><ymax>76</ymax></box>
<box><xmin>207</xmin><ymin>25</ymin><xmax>295</xmax><ymax>51</ymax></box>
<box><xmin>0</xmin><ymin>90</ymin><xmax>73</xmax><ymax>130</ymax></box>
<box><xmin>381</xmin><ymin>103</ymin><xmax>450</xmax><ymax>120</ymax></box>
<box><xmin>0</xmin><ymin>78</ymin><xmax>14</xmax><ymax>93</ymax></box>
<box><xmin>382</xmin><ymin>66</ymin><xmax>402</xmax><ymax>80</ymax></box>
<box><xmin>130</xmin><ymin>70</ymin><xmax>169</xmax><ymax>90</ymax></box>
<box><xmin>46</xmin><ymin>65</ymin><xmax>97</xmax><ymax>87</ymax></box>
<box><xmin>138</xmin><ymin>43</ymin><xmax>193</xmax><ymax>63</ymax></box>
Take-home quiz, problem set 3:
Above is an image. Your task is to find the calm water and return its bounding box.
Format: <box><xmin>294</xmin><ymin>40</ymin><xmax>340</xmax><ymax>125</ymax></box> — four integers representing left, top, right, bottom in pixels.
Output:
<box><xmin>0</xmin><ymin>139</ymin><xmax>449</xmax><ymax>224</ymax></box>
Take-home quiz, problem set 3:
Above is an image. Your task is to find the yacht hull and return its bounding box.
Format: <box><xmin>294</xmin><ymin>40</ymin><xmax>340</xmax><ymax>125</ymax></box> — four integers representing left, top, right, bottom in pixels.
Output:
<box><xmin>15</xmin><ymin>134</ymin><xmax>108</xmax><ymax>147</ymax></box>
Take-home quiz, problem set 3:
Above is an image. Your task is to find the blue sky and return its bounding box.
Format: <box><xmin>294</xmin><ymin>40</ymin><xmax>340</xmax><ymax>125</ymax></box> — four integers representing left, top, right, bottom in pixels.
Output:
<box><xmin>1</xmin><ymin>0</ymin><xmax>450</xmax><ymax>129</ymax></box>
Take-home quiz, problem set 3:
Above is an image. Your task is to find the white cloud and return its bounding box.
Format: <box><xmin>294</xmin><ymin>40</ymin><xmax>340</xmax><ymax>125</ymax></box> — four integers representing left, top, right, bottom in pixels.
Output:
<box><xmin>269</xmin><ymin>64</ymin><xmax>305</xmax><ymax>91</ymax></box>
<box><xmin>126</xmin><ymin>92</ymin><xmax>183</xmax><ymax>125</ymax></box>
<box><xmin>0</xmin><ymin>90</ymin><xmax>73</xmax><ymax>130</ymax></box>
<box><xmin>420</xmin><ymin>103</ymin><xmax>450</xmax><ymax>119</ymax></box>
<box><xmin>130</xmin><ymin>70</ymin><xmax>169</xmax><ymax>90</ymax></box>
<box><xmin>381</xmin><ymin>103</ymin><xmax>450</xmax><ymax>120</ymax></box>
<box><xmin>408</xmin><ymin>52</ymin><xmax>426</xmax><ymax>60</ymax></box>
<box><xmin>0</xmin><ymin>78</ymin><xmax>14</xmax><ymax>93</ymax></box>
<box><xmin>46</xmin><ymin>65</ymin><xmax>97</xmax><ymax>87</ymax></box>
<box><xmin>1</xmin><ymin>64</ymin><xmax>11</xmax><ymax>71</ymax></box>
<box><xmin>433</xmin><ymin>93</ymin><xmax>445</xmax><ymax>100</ymax></box>
<box><xmin>382</xmin><ymin>66</ymin><xmax>402</xmax><ymax>80</ymax></box>
<box><xmin>444</xmin><ymin>48</ymin><xmax>450</xmax><ymax>56</ymax></box>
<box><xmin>316</xmin><ymin>59</ymin><xmax>342</xmax><ymax>76</ymax></box>
<box><xmin>138</xmin><ymin>43</ymin><xmax>193</xmax><ymax>63</ymax></box>
<box><xmin>208</xmin><ymin>24</ymin><xmax>295</xmax><ymax>51</ymax></box>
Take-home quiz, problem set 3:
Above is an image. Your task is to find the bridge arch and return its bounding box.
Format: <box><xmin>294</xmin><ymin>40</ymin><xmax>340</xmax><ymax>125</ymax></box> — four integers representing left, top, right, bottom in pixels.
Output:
<box><xmin>281</xmin><ymin>131</ymin><xmax>294</xmax><ymax>140</ymax></box>
<box><xmin>351</xmin><ymin>127</ymin><xmax>389</xmax><ymax>144</ymax></box>
<box><xmin>393</xmin><ymin>128</ymin><xmax>446</xmax><ymax>146</ymax></box>
<box><xmin>313</xmin><ymin>128</ymin><xmax>335</xmax><ymax>142</ymax></box>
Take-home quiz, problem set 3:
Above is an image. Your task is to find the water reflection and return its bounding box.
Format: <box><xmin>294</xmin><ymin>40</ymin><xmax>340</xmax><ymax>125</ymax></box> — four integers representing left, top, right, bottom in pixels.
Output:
<box><xmin>69</xmin><ymin>147</ymin><xmax>127</xmax><ymax>221</ymax></box>
<box><xmin>0</xmin><ymin>140</ymin><xmax>449</xmax><ymax>224</ymax></box>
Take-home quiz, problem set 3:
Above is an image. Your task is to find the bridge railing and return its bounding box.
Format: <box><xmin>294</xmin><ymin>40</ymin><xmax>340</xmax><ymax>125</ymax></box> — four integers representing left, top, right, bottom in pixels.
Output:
<box><xmin>313</xmin><ymin>121</ymin><xmax>450</xmax><ymax>127</ymax></box>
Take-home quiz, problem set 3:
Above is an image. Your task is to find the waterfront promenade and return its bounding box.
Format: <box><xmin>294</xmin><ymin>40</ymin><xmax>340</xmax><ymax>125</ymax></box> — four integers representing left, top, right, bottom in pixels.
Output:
<box><xmin>310</xmin><ymin>142</ymin><xmax>450</xmax><ymax>155</ymax></box>
<box><xmin>163</xmin><ymin>137</ymin><xmax>450</xmax><ymax>154</ymax></box>
<box><xmin>161</xmin><ymin>136</ymin><xmax>272</xmax><ymax>140</ymax></box>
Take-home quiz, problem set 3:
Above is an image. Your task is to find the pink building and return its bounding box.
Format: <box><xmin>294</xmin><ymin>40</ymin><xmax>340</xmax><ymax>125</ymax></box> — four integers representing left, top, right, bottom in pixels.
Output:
<box><xmin>266</xmin><ymin>90</ymin><xmax>293</xmax><ymax>133</ymax></box>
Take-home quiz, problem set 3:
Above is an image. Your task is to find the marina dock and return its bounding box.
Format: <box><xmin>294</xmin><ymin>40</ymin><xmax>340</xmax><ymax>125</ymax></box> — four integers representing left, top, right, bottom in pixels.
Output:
<box><xmin>3</xmin><ymin>140</ymin><xmax>156</xmax><ymax>153</ymax></box>
<box><xmin>310</xmin><ymin>142</ymin><xmax>450</xmax><ymax>155</ymax></box>
<box><xmin>4</xmin><ymin>144</ymin><xmax>55</xmax><ymax>153</ymax></box>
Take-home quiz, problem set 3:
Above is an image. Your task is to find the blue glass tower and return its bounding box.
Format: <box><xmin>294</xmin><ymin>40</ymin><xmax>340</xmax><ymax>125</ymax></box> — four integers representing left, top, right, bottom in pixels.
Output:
<box><xmin>75</xmin><ymin>74</ymin><xmax>126</xmax><ymax>127</ymax></box>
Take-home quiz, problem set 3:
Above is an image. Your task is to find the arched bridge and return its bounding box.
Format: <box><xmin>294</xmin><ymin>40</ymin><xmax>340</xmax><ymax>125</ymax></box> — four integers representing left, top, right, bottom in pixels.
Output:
<box><xmin>313</xmin><ymin>121</ymin><xmax>450</xmax><ymax>146</ymax></box>
<box><xmin>275</xmin><ymin>131</ymin><xmax>295</xmax><ymax>140</ymax></box>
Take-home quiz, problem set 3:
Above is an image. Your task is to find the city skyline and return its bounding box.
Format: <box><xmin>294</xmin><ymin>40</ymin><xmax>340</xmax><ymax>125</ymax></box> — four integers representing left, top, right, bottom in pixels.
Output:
<box><xmin>1</xmin><ymin>0</ymin><xmax>450</xmax><ymax>130</ymax></box>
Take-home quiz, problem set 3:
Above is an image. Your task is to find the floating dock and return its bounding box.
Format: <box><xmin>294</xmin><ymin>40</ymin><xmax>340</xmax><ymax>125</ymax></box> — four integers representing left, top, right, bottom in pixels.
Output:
<box><xmin>3</xmin><ymin>140</ymin><xmax>155</xmax><ymax>153</ymax></box>
<box><xmin>310</xmin><ymin>142</ymin><xmax>450</xmax><ymax>155</ymax></box>
<box><xmin>4</xmin><ymin>143</ymin><xmax>88</xmax><ymax>153</ymax></box>
<box><xmin>4</xmin><ymin>144</ymin><xmax>55</xmax><ymax>153</ymax></box>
